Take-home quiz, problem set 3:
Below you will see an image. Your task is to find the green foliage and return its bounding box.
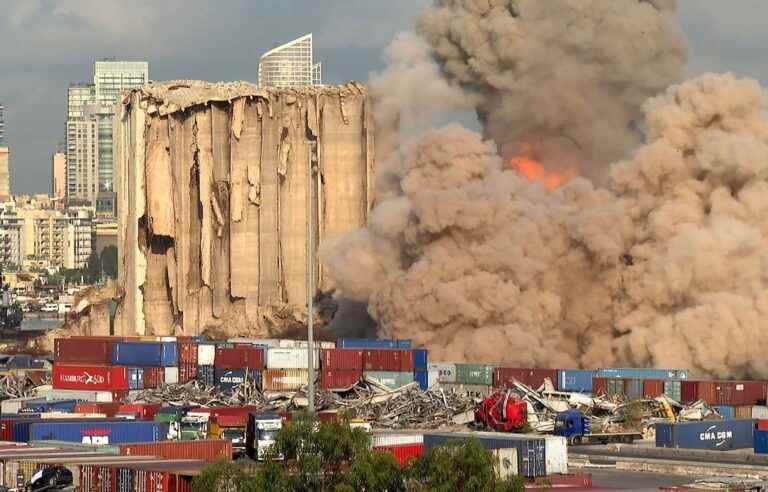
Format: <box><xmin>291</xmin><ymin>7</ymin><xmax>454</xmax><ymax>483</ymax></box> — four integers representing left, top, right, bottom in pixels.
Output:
<box><xmin>193</xmin><ymin>418</ymin><xmax>525</xmax><ymax>492</ymax></box>
<box><xmin>85</xmin><ymin>252</ymin><xmax>101</xmax><ymax>283</ymax></box>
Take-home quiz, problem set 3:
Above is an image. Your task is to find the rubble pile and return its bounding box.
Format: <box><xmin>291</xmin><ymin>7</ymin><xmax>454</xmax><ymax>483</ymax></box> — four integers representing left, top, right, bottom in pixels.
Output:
<box><xmin>0</xmin><ymin>373</ymin><xmax>45</xmax><ymax>399</ymax></box>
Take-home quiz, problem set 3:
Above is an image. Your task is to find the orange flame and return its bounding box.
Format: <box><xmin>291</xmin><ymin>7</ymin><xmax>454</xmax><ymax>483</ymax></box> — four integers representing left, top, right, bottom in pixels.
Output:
<box><xmin>510</xmin><ymin>156</ymin><xmax>571</xmax><ymax>190</ymax></box>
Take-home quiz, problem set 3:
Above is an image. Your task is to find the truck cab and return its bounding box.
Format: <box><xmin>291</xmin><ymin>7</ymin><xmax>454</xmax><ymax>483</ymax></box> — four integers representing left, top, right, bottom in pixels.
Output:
<box><xmin>248</xmin><ymin>411</ymin><xmax>283</xmax><ymax>461</ymax></box>
<box><xmin>209</xmin><ymin>415</ymin><xmax>248</xmax><ymax>456</ymax></box>
<box><xmin>554</xmin><ymin>409</ymin><xmax>589</xmax><ymax>443</ymax></box>
<box><xmin>154</xmin><ymin>405</ymin><xmax>195</xmax><ymax>440</ymax></box>
<box><xmin>180</xmin><ymin>410</ymin><xmax>211</xmax><ymax>440</ymax></box>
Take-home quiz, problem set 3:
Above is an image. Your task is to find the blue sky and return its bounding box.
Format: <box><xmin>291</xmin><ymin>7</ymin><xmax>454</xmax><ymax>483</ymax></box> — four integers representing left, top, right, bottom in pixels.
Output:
<box><xmin>0</xmin><ymin>0</ymin><xmax>766</xmax><ymax>194</ymax></box>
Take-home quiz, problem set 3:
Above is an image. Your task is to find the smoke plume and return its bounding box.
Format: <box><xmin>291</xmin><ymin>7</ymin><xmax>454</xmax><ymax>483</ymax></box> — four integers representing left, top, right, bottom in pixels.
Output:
<box><xmin>417</xmin><ymin>0</ymin><xmax>687</xmax><ymax>179</ymax></box>
<box><xmin>322</xmin><ymin>1</ymin><xmax>768</xmax><ymax>378</ymax></box>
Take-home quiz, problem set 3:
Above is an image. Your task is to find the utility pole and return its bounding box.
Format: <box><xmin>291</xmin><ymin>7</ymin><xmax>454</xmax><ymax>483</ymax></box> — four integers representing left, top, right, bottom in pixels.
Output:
<box><xmin>307</xmin><ymin>143</ymin><xmax>316</xmax><ymax>413</ymax></box>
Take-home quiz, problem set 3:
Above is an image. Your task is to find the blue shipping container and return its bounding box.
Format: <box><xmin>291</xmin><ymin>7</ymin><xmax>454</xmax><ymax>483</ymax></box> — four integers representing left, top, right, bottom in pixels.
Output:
<box><xmin>414</xmin><ymin>371</ymin><xmax>428</xmax><ymax>390</ymax></box>
<box><xmin>414</xmin><ymin>349</ymin><xmax>428</xmax><ymax>370</ymax></box>
<box><xmin>12</xmin><ymin>418</ymin><xmax>123</xmax><ymax>442</ymax></box>
<box><xmin>214</xmin><ymin>368</ymin><xmax>261</xmax><ymax>390</ymax></box>
<box><xmin>715</xmin><ymin>406</ymin><xmax>735</xmax><ymax>419</ymax></box>
<box><xmin>597</xmin><ymin>368</ymin><xmax>689</xmax><ymax>380</ymax></box>
<box><xmin>336</xmin><ymin>338</ymin><xmax>412</xmax><ymax>349</ymax></box>
<box><xmin>30</xmin><ymin>421</ymin><xmax>168</xmax><ymax>445</ymax></box>
<box><xmin>655</xmin><ymin>419</ymin><xmax>754</xmax><ymax>450</ymax></box>
<box><xmin>128</xmin><ymin>367</ymin><xmax>144</xmax><ymax>390</ymax></box>
<box><xmin>197</xmin><ymin>365</ymin><xmax>215</xmax><ymax>386</ymax></box>
<box><xmin>112</xmin><ymin>342</ymin><xmax>178</xmax><ymax>367</ymax></box>
<box><xmin>22</xmin><ymin>399</ymin><xmax>78</xmax><ymax>414</ymax></box>
<box><xmin>755</xmin><ymin>430</ymin><xmax>768</xmax><ymax>454</ymax></box>
<box><xmin>423</xmin><ymin>432</ymin><xmax>546</xmax><ymax>477</ymax></box>
<box><xmin>557</xmin><ymin>370</ymin><xmax>594</xmax><ymax>393</ymax></box>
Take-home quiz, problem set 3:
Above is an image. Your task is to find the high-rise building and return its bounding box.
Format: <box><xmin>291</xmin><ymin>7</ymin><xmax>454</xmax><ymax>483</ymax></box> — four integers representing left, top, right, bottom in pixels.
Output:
<box><xmin>0</xmin><ymin>103</ymin><xmax>10</xmax><ymax>201</ymax></box>
<box><xmin>0</xmin><ymin>103</ymin><xmax>5</xmax><ymax>146</ymax></box>
<box><xmin>66</xmin><ymin>61</ymin><xmax>148</xmax><ymax>205</ymax></box>
<box><xmin>52</xmin><ymin>151</ymin><xmax>66</xmax><ymax>200</ymax></box>
<box><xmin>258</xmin><ymin>34</ymin><xmax>323</xmax><ymax>88</ymax></box>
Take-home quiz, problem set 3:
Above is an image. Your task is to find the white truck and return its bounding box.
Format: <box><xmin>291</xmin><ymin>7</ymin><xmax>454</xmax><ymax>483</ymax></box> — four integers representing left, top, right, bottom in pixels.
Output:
<box><xmin>247</xmin><ymin>411</ymin><xmax>283</xmax><ymax>461</ymax></box>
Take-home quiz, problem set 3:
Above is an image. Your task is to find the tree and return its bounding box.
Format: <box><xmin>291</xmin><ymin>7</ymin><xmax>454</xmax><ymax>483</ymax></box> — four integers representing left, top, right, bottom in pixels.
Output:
<box><xmin>85</xmin><ymin>252</ymin><xmax>101</xmax><ymax>283</ymax></box>
<box><xmin>100</xmin><ymin>245</ymin><xmax>118</xmax><ymax>279</ymax></box>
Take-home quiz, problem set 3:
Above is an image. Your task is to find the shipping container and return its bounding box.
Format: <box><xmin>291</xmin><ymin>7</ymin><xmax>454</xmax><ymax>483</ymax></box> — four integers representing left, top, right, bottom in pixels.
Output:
<box><xmin>757</xmin><ymin>419</ymin><xmax>768</xmax><ymax>431</ymax></box>
<box><xmin>423</xmin><ymin>432</ymin><xmax>546</xmax><ymax>478</ymax></box>
<box><xmin>336</xmin><ymin>338</ymin><xmax>412</xmax><ymax>349</ymax></box>
<box><xmin>364</xmin><ymin>371</ymin><xmax>414</xmax><ymax>390</ymax></box>
<box><xmin>12</xmin><ymin>417</ymin><xmax>124</xmax><ymax>442</ymax></box>
<box><xmin>643</xmin><ymin>379</ymin><xmax>665</xmax><ymax>398</ymax></box>
<box><xmin>228</xmin><ymin>338</ymin><xmax>280</xmax><ymax>347</ymax></box>
<box><xmin>320</xmin><ymin>349</ymin><xmax>363</xmax><ymax>371</ymax></box>
<box><xmin>437</xmin><ymin>383</ymin><xmax>493</xmax><ymax>398</ymax></box>
<box><xmin>455</xmin><ymin>364</ymin><xmax>494</xmax><ymax>386</ymax></box>
<box><xmin>372</xmin><ymin>432</ymin><xmax>424</xmax><ymax>447</ymax></box>
<box><xmin>30</xmin><ymin>421</ymin><xmax>169</xmax><ymax>445</ymax></box>
<box><xmin>320</xmin><ymin>370</ymin><xmax>361</xmax><ymax>390</ymax></box>
<box><xmin>262</xmin><ymin>369</ymin><xmax>310</xmax><ymax>391</ymax></box>
<box><xmin>53</xmin><ymin>364</ymin><xmax>131</xmax><ymax>391</ymax></box>
<box><xmin>494</xmin><ymin>368</ymin><xmax>557</xmax><ymax>390</ymax></box>
<box><xmin>266</xmin><ymin>348</ymin><xmax>319</xmax><ymax>370</ymax></box>
<box><xmin>214</xmin><ymin>369</ymin><xmax>261</xmax><ymax>390</ymax></box>
<box><xmin>197</xmin><ymin>366</ymin><xmax>215</xmax><ymax>386</ymax></box>
<box><xmin>128</xmin><ymin>367</ymin><xmax>144</xmax><ymax>390</ymax></box>
<box><xmin>117</xmin><ymin>403</ymin><xmax>161</xmax><ymax>421</ymax></box>
<box><xmin>755</xmin><ymin>430</ymin><xmax>768</xmax><ymax>454</ymax></box>
<box><xmin>164</xmin><ymin>367</ymin><xmax>179</xmax><ymax>385</ymax></box>
<box><xmin>592</xmin><ymin>377</ymin><xmax>607</xmax><ymax>396</ymax></box>
<box><xmin>74</xmin><ymin>403</ymin><xmax>121</xmax><ymax>417</ymax></box>
<box><xmin>734</xmin><ymin>405</ymin><xmax>768</xmax><ymax>419</ymax></box>
<box><xmin>119</xmin><ymin>439</ymin><xmax>231</xmax><ymax>463</ymax></box>
<box><xmin>373</xmin><ymin>443</ymin><xmax>424</xmax><ymax>466</ymax></box>
<box><xmin>1</xmin><ymin>397</ymin><xmax>42</xmax><ymax>414</ymax></box>
<box><xmin>198</xmin><ymin>344</ymin><xmax>216</xmax><ymax>366</ymax></box>
<box><xmin>597</xmin><ymin>368</ymin><xmax>689</xmax><ymax>380</ymax></box>
<box><xmin>363</xmin><ymin>349</ymin><xmax>414</xmax><ymax>372</ymax></box>
<box><xmin>606</xmin><ymin>378</ymin><xmax>626</xmax><ymax>396</ymax></box>
<box><xmin>681</xmin><ymin>380</ymin><xmax>768</xmax><ymax>406</ymax></box>
<box><xmin>35</xmin><ymin>389</ymin><xmax>128</xmax><ymax>403</ymax></box>
<box><xmin>625</xmin><ymin>378</ymin><xmax>643</xmax><ymax>399</ymax></box>
<box><xmin>179</xmin><ymin>364</ymin><xmax>197</xmax><ymax>384</ymax></box>
<box><xmin>55</xmin><ymin>337</ymin><xmax>122</xmax><ymax>365</ymax></box>
<box><xmin>664</xmin><ymin>380</ymin><xmax>682</xmax><ymax>402</ymax></box>
<box><xmin>292</xmin><ymin>340</ymin><xmax>336</xmax><ymax>350</ymax></box>
<box><xmin>178</xmin><ymin>342</ymin><xmax>198</xmax><ymax>365</ymax></box>
<box><xmin>143</xmin><ymin>367</ymin><xmax>164</xmax><ymax>388</ymax></box>
<box><xmin>655</xmin><ymin>419</ymin><xmax>754</xmax><ymax>450</ymax></box>
<box><xmin>541</xmin><ymin>435</ymin><xmax>568</xmax><ymax>475</ymax></box>
<box><xmin>715</xmin><ymin>405</ymin><xmax>735</xmax><ymax>419</ymax></box>
<box><xmin>22</xmin><ymin>400</ymin><xmax>78</xmax><ymax>414</ymax></box>
<box><xmin>427</xmin><ymin>363</ymin><xmax>456</xmax><ymax>385</ymax></box>
<box><xmin>215</xmin><ymin>345</ymin><xmax>265</xmax><ymax>370</ymax></box>
<box><xmin>557</xmin><ymin>370</ymin><xmax>594</xmax><ymax>393</ymax></box>
<box><xmin>112</xmin><ymin>342</ymin><xmax>178</xmax><ymax>367</ymax></box>
<box><xmin>415</xmin><ymin>371</ymin><xmax>428</xmax><ymax>391</ymax></box>
<box><xmin>413</xmin><ymin>349</ymin><xmax>428</xmax><ymax>370</ymax></box>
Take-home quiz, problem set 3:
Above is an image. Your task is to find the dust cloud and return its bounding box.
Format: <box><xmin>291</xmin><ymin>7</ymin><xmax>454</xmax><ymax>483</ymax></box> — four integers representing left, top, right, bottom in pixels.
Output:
<box><xmin>322</xmin><ymin>0</ymin><xmax>768</xmax><ymax>378</ymax></box>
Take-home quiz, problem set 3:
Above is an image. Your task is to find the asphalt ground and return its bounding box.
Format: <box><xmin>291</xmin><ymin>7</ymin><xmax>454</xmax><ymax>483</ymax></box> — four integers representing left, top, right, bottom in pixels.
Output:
<box><xmin>587</xmin><ymin>469</ymin><xmax>693</xmax><ymax>491</ymax></box>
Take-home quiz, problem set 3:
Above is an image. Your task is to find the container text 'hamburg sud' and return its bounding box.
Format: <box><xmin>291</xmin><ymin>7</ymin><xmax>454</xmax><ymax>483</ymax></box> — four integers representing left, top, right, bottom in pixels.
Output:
<box><xmin>655</xmin><ymin>419</ymin><xmax>754</xmax><ymax>450</ymax></box>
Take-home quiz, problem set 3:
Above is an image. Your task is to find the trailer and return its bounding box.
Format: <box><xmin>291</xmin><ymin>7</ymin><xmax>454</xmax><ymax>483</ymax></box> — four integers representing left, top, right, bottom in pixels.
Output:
<box><xmin>554</xmin><ymin>410</ymin><xmax>642</xmax><ymax>445</ymax></box>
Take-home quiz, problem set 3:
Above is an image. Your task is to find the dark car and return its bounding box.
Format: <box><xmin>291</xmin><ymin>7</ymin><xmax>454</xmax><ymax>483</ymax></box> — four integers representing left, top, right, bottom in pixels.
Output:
<box><xmin>29</xmin><ymin>466</ymin><xmax>73</xmax><ymax>491</ymax></box>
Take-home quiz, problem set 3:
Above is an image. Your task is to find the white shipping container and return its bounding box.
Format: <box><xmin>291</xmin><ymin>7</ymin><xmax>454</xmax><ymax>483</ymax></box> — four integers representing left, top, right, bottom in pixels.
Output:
<box><xmin>541</xmin><ymin>435</ymin><xmax>568</xmax><ymax>475</ymax></box>
<box><xmin>36</xmin><ymin>389</ymin><xmax>120</xmax><ymax>402</ymax></box>
<box><xmin>753</xmin><ymin>406</ymin><xmax>768</xmax><ymax>419</ymax></box>
<box><xmin>198</xmin><ymin>344</ymin><xmax>216</xmax><ymax>365</ymax></box>
<box><xmin>266</xmin><ymin>348</ymin><xmax>319</xmax><ymax>369</ymax></box>
<box><xmin>159</xmin><ymin>336</ymin><xmax>177</xmax><ymax>342</ymax></box>
<box><xmin>293</xmin><ymin>340</ymin><xmax>336</xmax><ymax>349</ymax></box>
<box><xmin>164</xmin><ymin>367</ymin><xmax>179</xmax><ymax>384</ymax></box>
<box><xmin>372</xmin><ymin>432</ymin><xmax>424</xmax><ymax>447</ymax></box>
<box><xmin>427</xmin><ymin>363</ymin><xmax>456</xmax><ymax>384</ymax></box>
<box><xmin>493</xmin><ymin>448</ymin><xmax>519</xmax><ymax>479</ymax></box>
<box><xmin>1</xmin><ymin>397</ymin><xmax>37</xmax><ymax>414</ymax></box>
<box><xmin>228</xmin><ymin>338</ymin><xmax>281</xmax><ymax>347</ymax></box>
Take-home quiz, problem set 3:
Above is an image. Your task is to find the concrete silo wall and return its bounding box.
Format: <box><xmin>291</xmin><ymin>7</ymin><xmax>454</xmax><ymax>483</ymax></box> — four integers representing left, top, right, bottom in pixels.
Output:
<box><xmin>114</xmin><ymin>81</ymin><xmax>374</xmax><ymax>336</ymax></box>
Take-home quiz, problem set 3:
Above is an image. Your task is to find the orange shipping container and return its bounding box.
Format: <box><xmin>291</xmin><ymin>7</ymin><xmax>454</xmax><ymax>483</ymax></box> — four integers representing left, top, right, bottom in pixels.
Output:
<box><xmin>643</xmin><ymin>379</ymin><xmax>664</xmax><ymax>398</ymax></box>
<box><xmin>74</xmin><ymin>402</ymin><xmax>121</xmax><ymax>417</ymax></box>
<box><xmin>119</xmin><ymin>439</ymin><xmax>232</xmax><ymax>463</ymax></box>
<box><xmin>262</xmin><ymin>369</ymin><xmax>310</xmax><ymax>391</ymax></box>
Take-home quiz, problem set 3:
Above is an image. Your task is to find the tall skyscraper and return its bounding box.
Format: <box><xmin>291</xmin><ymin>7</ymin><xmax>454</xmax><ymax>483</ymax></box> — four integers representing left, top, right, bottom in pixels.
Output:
<box><xmin>0</xmin><ymin>103</ymin><xmax>5</xmax><ymax>146</ymax></box>
<box><xmin>66</xmin><ymin>61</ymin><xmax>148</xmax><ymax>205</ymax></box>
<box><xmin>258</xmin><ymin>34</ymin><xmax>323</xmax><ymax>88</ymax></box>
<box><xmin>0</xmin><ymin>104</ymin><xmax>10</xmax><ymax>201</ymax></box>
<box><xmin>52</xmin><ymin>151</ymin><xmax>66</xmax><ymax>200</ymax></box>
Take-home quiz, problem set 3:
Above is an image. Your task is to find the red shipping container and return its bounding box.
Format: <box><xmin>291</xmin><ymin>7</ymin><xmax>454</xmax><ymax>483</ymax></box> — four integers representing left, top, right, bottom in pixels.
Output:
<box><xmin>643</xmin><ymin>379</ymin><xmax>664</xmax><ymax>398</ymax></box>
<box><xmin>119</xmin><ymin>439</ymin><xmax>232</xmax><ymax>463</ymax></box>
<box><xmin>373</xmin><ymin>443</ymin><xmax>424</xmax><ymax>466</ymax></box>
<box><xmin>143</xmin><ymin>367</ymin><xmax>164</xmax><ymax>388</ymax></box>
<box><xmin>363</xmin><ymin>349</ymin><xmax>414</xmax><ymax>371</ymax></box>
<box><xmin>179</xmin><ymin>364</ymin><xmax>197</xmax><ymax>383</ymax></box>
<box><xmin>118</xmin><ymin>403</ymin><xmax>162</xmax><ymax>420</ymax></box>
<box><xmin>321</xmin><ymin>369</ymin><xmax>362</xmax><ymax>390</ymax></box>
<box><xmin>215</xmin><ymin>346</ymin><xmax>265</xmax><ymax>369</ymax></box>
<box><xmin>321</xmin><ymin>349</ymin><xmax>363</xmax><ymax>371</ymax></box>
<box><xmin>74</xmin><ymin>402</ymin><xmax>121</xmax><ymax>417</ymax></box>
<box><xmin>494</xmin><ymin>368</ymin><xmax>558</xmax><ymax>390</ymax></box>
<box><xmin>55</xmin><ymin>338</ymin><xmax>119</xmax><ymax>365</ymax></box>
<box><xmin>681</xmin><ymin>380</ymin><xmax>698</xmax><ymax>404</ymax></box>
<box><xmin>178</xmin><ymin>342</ymin><xmax>198</xmax><ymax>365</ymax></box>
<box><xmin>52</xmin><ymin>364</ymin><xmax>130</xmax><ymax>390</ymax></box>
<box><xmin>592</xmin><ymin>377</ymin><xmax>607</xmax><ymax>396</ymax></box>
<box><xmin>715</xmin><ymin>380</ymin><xmax>768</xmax><ymax>406</ymax></box>
<box><xmin>757</xmin><ymin>419</ymin><xmax>768</xmax><ymax>431</ymax></box>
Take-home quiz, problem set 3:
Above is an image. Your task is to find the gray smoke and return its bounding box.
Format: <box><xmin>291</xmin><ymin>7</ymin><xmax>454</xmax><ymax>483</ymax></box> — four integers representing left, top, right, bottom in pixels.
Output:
<box><xmin>417</xmin><ymin>0</ymin><xmax>687</xmax><ymax>179</ymax></box>
<box><xmin>322</xmin><ymin>1</ymin><xmax>768</xmax><ymax>378</ymax></box>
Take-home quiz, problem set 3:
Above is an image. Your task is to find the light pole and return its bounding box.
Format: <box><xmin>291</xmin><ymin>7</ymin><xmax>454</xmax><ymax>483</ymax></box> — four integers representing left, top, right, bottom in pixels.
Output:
<box><xmin>307</xmin><ymin>143</ymin><xmax>316</xmax><ymax>413</ymax></box>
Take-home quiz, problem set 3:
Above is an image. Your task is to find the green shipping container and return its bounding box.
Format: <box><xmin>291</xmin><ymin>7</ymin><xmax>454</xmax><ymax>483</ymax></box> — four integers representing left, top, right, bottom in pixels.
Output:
<box><xmin>364</xmin><ymin>371</ymin><xmax>415</xmax><ymax>390</ymax></box>
<box><xmin>455</xmin><ymin>364</ymin><xmax>495</xmax><ymax>386</ymax></box>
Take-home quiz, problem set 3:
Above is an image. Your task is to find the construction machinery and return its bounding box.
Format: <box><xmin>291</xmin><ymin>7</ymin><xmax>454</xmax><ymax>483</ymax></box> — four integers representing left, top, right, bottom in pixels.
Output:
<box><xmin>474</xmin><ymin>390</ymin><xmax>528</xmax><ymax>432</ymax></box>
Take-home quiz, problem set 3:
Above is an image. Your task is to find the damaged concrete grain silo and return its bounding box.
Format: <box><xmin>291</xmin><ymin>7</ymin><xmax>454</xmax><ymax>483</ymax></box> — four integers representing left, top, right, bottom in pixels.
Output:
<box><xmin>114</xmin><ymin>81</ymin><xmax>374</xmax><ymax>337</ymax></box>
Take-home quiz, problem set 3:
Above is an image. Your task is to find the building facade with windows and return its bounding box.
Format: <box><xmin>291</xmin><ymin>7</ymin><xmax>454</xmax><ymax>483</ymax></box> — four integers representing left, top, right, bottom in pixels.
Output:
<box><xmin>258</xmin><ymin>34</ymin><xmax>322</xmax><ymax>88</ymax></box>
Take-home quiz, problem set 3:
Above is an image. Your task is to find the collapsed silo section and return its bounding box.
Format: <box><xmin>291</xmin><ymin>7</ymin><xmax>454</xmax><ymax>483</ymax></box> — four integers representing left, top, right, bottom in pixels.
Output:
<box><xmin>114</xmin><ymin>81</ymin><xmax>374</xmax><ymax>337</ymax></box>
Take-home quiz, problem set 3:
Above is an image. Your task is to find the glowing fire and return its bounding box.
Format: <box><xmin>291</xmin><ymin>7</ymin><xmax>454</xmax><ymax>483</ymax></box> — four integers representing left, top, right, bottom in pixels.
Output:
<box><xmin>510</xmin><ymin>155</ymin><xmax>571</xmax><ymax>190</ymax></box>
